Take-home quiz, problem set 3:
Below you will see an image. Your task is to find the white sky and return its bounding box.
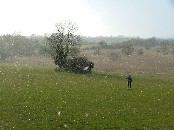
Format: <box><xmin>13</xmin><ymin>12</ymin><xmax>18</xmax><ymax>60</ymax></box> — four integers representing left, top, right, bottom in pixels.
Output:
<box><xmin>0</xmin><ymin>0</ymin><xmax>174</xmax><ymax>38</ymax></box>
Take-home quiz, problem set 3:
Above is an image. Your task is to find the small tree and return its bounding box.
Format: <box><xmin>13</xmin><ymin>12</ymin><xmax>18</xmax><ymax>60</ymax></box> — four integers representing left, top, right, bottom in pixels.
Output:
<box><xmin>98</xmin><ymin>40</ymin><xmax>108</xmax><ymax>49</ymax></box>
<box><xmin>160</xmin><ymin>40</ymin><xmax>169</xmax><ymax>55</ymax></box>
<box><xmin>137</xmin><ymin>48</ymin><xmax>144</xmax><ymax>55</ymax></box>
<box><xmin>144</xmin><ymin>37</ymin><xmax>157</xmax><ymax>50</ymax></box>
<box><xmin>47</xmin><ymin>21</ymin><xmax>94</xmax><ymax>73</ymax></box>
<box><xmin>0</xmin><ymin>52</ymin><xmax>8</xmax><ymax>61</ymax></box>
<box><xmin>121</xmin><ymin>42</ymin><xmax>134</xmax><ymax>55</ymax></box>
<box><xmin>46</xmin><ymin>21</ymin><xmax>81</xmax><ymax>68</ymax></box>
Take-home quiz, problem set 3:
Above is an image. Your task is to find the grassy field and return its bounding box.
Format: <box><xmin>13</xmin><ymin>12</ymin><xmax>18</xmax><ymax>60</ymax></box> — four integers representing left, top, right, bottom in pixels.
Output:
<box><xmin>0</xmin><ymin>63</ymin><xmax>173</xmax><ymax>130</ymax></box>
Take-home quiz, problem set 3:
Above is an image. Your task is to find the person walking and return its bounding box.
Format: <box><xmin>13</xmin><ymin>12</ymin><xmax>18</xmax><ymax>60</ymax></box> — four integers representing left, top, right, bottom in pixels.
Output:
<box><xmin>126</xmin><ymin>74</ymin><xmax>132</xmax><ymax>90</ymax></box>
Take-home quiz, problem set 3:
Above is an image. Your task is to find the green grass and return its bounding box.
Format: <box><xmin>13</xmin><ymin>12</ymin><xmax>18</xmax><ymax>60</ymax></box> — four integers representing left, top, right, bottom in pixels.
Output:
<box><xmin>0</xmin><ymin>63</ymin><xmax>174</xmax><ymax>129</ymax></box>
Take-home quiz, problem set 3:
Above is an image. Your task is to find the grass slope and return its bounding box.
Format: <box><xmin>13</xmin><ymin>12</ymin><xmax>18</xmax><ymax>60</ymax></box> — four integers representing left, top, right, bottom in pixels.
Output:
<box><xmin>0</xmin><ymin>63</ymin><xmax>173</xmax><ymax>130</ymax></box>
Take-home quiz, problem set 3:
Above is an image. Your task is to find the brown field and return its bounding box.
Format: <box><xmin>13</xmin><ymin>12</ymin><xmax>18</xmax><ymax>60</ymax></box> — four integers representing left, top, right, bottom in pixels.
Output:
<box><xmin>7</xmin><ymin>48</ymin><xmax>174</xmax><ymax>77</ymax></box>
<box><xmin>81</xmin><ymin>48</ymin><xmax>174</xmax><ymax>77</ymax></box>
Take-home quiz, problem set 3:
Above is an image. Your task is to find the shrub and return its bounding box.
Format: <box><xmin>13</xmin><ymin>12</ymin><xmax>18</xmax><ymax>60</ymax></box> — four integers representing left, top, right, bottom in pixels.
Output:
<box><xmin>98</xmin><ymin>40</ymin><xmax>108</xmax><ymax>49</ymax></box>
<box><xmin>137</xmin><ymin>48</ymin><xmax>144</xmax><ymax>55</ymax></box>
<box><xmin>0</xmin><ymin>52</ymin><xmax>9</xmax><ymax>61</ymax></box>
<box><xmin>121</xmin><ymin>43</ymin><xmax>134</xmax><ymax>55</ymax></box>
<box><xmin>160</xmin><ymin>40</ymin><xmax>169</xmax><ymax>55</ymax></box>
<box><xmin>63</xmin><ymin>57</ymin><xmax>94</xmax><ymax>74</ymax></box>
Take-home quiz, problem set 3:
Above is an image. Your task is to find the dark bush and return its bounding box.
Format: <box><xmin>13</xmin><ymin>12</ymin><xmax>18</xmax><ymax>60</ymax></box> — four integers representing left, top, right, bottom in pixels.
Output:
<box><xmin>63</xmin><ymin>57</ymin><xmax>94</xmax><ymax>74</ymax></box>
<box><xmin>137</xmin><ymin>48</ymin><xmax>144</xmax><ymax>55</ymax></box>
<box><xmin>0</xmin><ymin>52</ymin><xmax>9</xmax><ymax>61</ymax></box>
<box><xmin>121</xmin><ymin>43</ymin><xmax>134</xmax><ymax>55</ymax></box>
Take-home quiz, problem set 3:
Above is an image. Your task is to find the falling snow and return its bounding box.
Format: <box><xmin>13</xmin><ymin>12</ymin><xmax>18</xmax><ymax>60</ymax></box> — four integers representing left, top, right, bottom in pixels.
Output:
<box><xmin>0</xmin><ymin>35</ymin><xmax>174</xmax><ymax>130</ymax></box>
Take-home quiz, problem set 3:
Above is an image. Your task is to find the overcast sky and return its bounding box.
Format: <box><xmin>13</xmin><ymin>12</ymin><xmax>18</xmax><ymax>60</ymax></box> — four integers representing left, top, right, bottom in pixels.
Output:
<box><xmin>0</xmin><ymin>0</ymin><xmax>174</xmax><ymax>38</ymax></box>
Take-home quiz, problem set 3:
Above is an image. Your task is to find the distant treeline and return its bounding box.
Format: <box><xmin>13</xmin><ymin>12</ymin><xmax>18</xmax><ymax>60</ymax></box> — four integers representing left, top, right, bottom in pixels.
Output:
<box><xmin>82</xmin><ymin>36</ymin><xmax>174</xmax><ymax>45</ymax></box>
<box><xmin>0</xmin><ymin>34</ymin><xmax>49</xmax><ymax>60</ymax></box>
<box><xmin>82</xmin><ymin>36</ymin><xmax>174</xmax><ymax>51</ymax></box>
<box><xmin>81</xmin><ymin>35</ymin><xmax>133</xmax><ymax>44</ymax></box>
<box><xmin>0</xmin><ymin>34</ymin><xmax>174</xmax><ymax>60</ymax></box>
<box><xmin>89</xmin><ymin>37</ymin><xmax>174</xmax><ymax>56</ymax></box>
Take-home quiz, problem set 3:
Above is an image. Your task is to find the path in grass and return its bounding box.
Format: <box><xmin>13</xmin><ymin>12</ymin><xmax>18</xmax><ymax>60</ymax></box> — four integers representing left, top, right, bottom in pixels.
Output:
<box><xmin>0</xmin><ymin>63</ymin><xmax>173</xmax><ymax>129</ymax></box>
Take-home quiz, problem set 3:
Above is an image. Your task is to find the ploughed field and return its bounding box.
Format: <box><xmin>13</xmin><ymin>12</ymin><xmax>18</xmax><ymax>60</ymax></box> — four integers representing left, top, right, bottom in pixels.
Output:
<box><xmin>0</xmin><ymin>63</ymin><xmax>173</xmax><ymax>129</ymax></box>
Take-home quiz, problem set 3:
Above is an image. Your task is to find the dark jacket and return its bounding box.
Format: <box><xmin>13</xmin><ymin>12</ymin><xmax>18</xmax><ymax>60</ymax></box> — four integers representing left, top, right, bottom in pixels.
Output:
<box><xmin>127</xmin><ymin>75</ymin><xmax>132</xmax><ymax>82</ymax></box>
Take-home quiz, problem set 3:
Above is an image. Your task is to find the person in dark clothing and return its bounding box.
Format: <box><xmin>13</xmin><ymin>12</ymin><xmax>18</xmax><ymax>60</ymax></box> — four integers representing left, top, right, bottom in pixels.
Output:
<box><xmin>126</xmin><ymin>74</ymin><xmax>132</xmax><ymax>89</ymax></box>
